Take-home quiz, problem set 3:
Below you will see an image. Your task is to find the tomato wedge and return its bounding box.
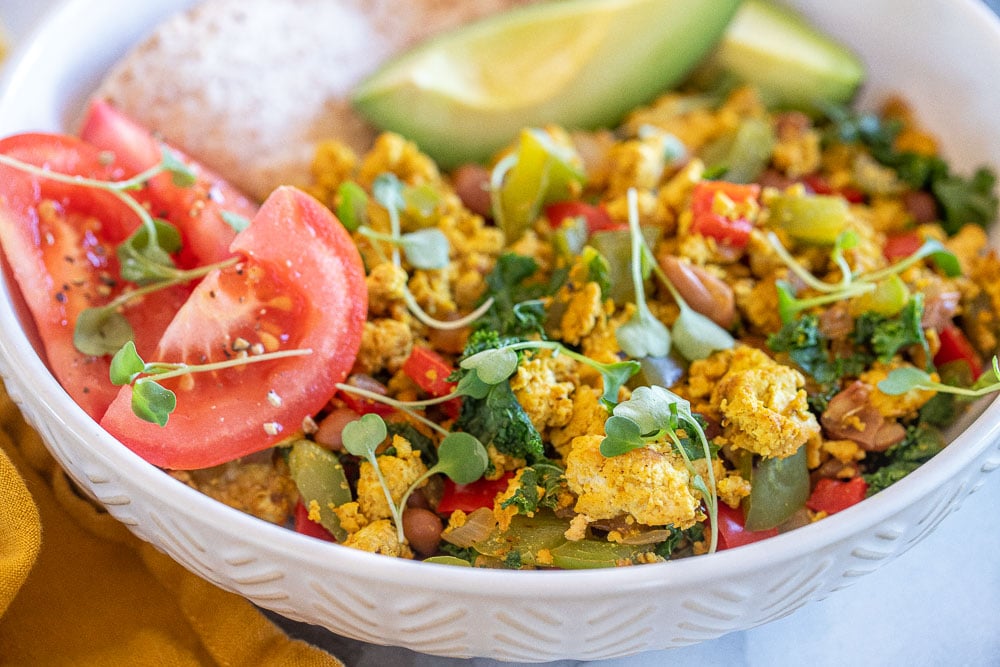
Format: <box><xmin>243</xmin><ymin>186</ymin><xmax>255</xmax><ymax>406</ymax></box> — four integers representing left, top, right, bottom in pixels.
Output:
<box><xmin>79</xmin><ymin>99</ymin><xmax>258</xmax><ymax>268</ymax></box>
<box><xmin>805</xmin><ymin>477</ymin><xmax>868</xmax><ymax>515</ymax></box>
<box><xmin>101</xmin><ymin>187</ymin><xmax>367</xmax><ymax>469</ymax></box>
<box><xmin>0</xmin><ymin>133</ymin><xmax>190</xmax><ymax>419</ymax></box>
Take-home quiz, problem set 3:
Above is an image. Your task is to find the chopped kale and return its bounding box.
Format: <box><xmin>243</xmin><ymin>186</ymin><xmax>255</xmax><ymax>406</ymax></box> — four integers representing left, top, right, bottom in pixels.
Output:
<box><xmin>653</xmin><ymin>524</ymin><xmax>705</xmax><ymax>560</ymax></box>
<box><xmin>477</xmin><ymin>253</ymin><xmax>568</xmax><ymax>337</ymax></box>
<box><xmin>853</xmin><ymin>294</ymin><xmax>927</xmax><ymax>363</ymax></box>
<box><xmin>451</xmin><ymin>329</ymin><xmax>544</xmax><ymax>461</ymax></box>
<box><xmin>863</xmin><ymin>423</ymin><xmax>944</xmax><ymax>495</ymax></box>
<box><xmin>767</xmin><ymin>314</ymin><xmax>839</xmax><ymax>384</ymax></box>
<box><xmin>456</xmin><ymin>381</ymin><xmax>543</xmax><ymax>461</ymax></box>
<box><xmin>499</xmin><ymin>463</ymin><xmax>565</xmax><ymax>514</ymax></box>
<box><xmin>438</xmin><ymin>542</ymin><xmax>477</xmax><ymax>564</ymax></box>
<box><xmin>824</xmin><ymin>105</ymin><xmax>998</xmax><ymax>235</ymax></box>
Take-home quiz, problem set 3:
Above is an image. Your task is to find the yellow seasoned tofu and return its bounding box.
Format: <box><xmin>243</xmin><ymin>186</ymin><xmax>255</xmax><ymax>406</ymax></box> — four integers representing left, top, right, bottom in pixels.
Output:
<box><xmin>564</xmin><ymin>435</ymin><xmax>700</xmax><ymax>529</ymax></box>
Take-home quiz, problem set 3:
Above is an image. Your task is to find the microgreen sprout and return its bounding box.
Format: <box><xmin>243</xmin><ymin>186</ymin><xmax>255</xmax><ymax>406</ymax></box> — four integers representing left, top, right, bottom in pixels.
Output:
<box><xmin>879</xmin><ymin>356</ymin><xmax>1000</xmax><ymax>397</ymax></box>
<box><xmin>615</xmin><ymin>188</ymin><xmax>671</xmax><ymax>359</ymax></box>
<box><xmin>357</xmin><ymin>226</ymin><xmax>451</xmax><ymax>270</ymax></box>
<box><xmin>645</xmin><ymin>253</ymin><xmax>735</xmax><ymax>361</ymax></box>
<box><xmin>220</xmin><ymin>210</ymin><xmax>251</xmax><ymax>234</ymax></box>
<box><xmin>110</xmin><ymin>340</ymin><xmax>312</xmax><ymax>426</ymax></box>
<box><xmin>394</xmin><ymin>431</ymin><xmax>488</xmax><ymax>542</ymax></box>
<box><xmin>341</xmin><ymin>413</ymin><xmax>488</xmax><ymax>545</ymax></box>
<box><xmin>335</xmin><ymin>180</ymin><xmax>368</xmax><ymax>232</ymax></box>
<box><xmin>599</xmin><ymin>385</ymin><xmax>718</xmax><ymax>553</ymax></box>
<box><xmin>767</xmin><ymin>231</ymin><xmax>960</xmax><ymax>323</ymax></box>
<box><xmin>368</xmin><ymin>172</ymin><xmax>494</xmax><ymax>330</ymax></box>
<box><xmin>74</xmin><ymin>256</ymin><xmax>239</xmax><ymax>356</ymax></box>
<box><xmin>460</xmin><ymin>340</ymin><xmax>639</xmax><ymax>408</ymax></box>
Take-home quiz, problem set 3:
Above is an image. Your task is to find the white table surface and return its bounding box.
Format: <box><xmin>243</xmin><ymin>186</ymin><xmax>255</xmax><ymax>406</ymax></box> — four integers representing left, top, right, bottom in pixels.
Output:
<box><xmin>2</xmin><ymin>2</ymin><xmax>999</xmax><ymax>665</ymax></box>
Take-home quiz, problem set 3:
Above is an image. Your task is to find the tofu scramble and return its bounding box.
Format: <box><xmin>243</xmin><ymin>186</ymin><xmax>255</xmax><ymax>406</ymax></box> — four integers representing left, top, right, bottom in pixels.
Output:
<box><xmin>171</xmin><ymin>84</ymin><xmax>1000</xmax><ymax>567</ymax></box>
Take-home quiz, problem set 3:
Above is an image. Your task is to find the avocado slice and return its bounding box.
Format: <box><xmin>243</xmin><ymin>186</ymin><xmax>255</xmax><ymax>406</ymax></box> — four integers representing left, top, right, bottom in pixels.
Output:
<box><xmin>351</xmin><ymin>0</ymin><xmax>741</xmax><ymax>168</ymax></box>
<box><xmin>702</xmin><ymin>0</ymin><xmax>866</xmax><ymax>112</ymax></box>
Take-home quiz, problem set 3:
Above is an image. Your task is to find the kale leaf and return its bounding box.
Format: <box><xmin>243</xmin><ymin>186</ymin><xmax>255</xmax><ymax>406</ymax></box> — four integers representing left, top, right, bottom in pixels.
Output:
<box><xmin>853</xmin><ymin>294</ymin><xmax>927</xmax><ymax>363</ymax></box>
<box><xmin>451</xmin><ymin>329</ymin><xmax>544</xmax><ymax>461</ymax></box>
<box><xmin>477</xmin><ymin>252</ymin><xmax>568</xmax><ymax>337</ymax></box>
<box><xmin>862</xmin><ymin>423</ymin><xmax>944</xmax><ymax>495</ymax></box>
<box><xmin>824</xmin><ymin>106</ymin><xmax>998</xmax><ymax>235</ymax></box>
<box><xmin>499</xmin><ymin>463</ymin><xmax>565</xmax><ymax>514</ymax></box>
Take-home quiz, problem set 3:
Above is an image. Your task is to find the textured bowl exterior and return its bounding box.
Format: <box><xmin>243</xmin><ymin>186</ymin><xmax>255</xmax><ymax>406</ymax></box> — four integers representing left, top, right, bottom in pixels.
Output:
<box><xmin>1</xmin><ymin>0</ymin><xmax>999</xmax><ymax>661</ymax></box>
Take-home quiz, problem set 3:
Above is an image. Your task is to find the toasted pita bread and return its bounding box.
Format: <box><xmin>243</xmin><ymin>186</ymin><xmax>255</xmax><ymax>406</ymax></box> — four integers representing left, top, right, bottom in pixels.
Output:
<box><xmin>92</xmin><ymin>0</ymin><xmax>534</xmax><ymax>201</ymax></box>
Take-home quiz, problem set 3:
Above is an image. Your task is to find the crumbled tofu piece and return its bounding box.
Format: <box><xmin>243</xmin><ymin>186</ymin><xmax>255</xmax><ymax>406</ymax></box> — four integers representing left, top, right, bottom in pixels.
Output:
<box><xmin>549</xmin><ymin>385</ymin><xmax>609</xmax><ymax>461</ymax></box>
<box><xmin>358</xmin><ymin>132</ymin><xmax>439</xmax><ymax>189</ymax></box>
<box><xmin>366</xmin><ymin>262</ymin><xmax>408</xmax><ymax>316</ymax></box>
<box><xmin>510</xmin><ymin>355</ymin><xmax>575</xmax><ymax>433</ymax></box>
<box><xmin>355</xmin><ymin>435</ymin><xmax>428</xmax><ymax>520</ymax></box>
<box><xmin>171</xmin><ymin>458</ymin><xmax>296</xmax><ymax>525</ymax></box>
<box><xmin>859</xmin><ymin>362</ymin><xmax>937</xmax><ymax>418</ymax></box>
<box><xmin>342</xmin><ymin>519</ymin><xmax>414</xmax><ymax>558</ymax></box>
<box><xmin>353</xmin><ymin>318</ymin><xmax>413</xmax><ymax>375</ymax></box>
<box><xmin>564</xmin><ymin>435</ymin><xmax>700</xmax><ymax>528</ymax></box>
<box><xmin>687</xmin><ymin>346</ymin><xmax>820</xmax><ymax>459</ymax></box>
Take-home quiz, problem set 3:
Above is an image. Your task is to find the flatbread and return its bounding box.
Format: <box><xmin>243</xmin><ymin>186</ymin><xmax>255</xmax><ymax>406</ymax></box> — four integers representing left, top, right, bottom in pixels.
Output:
<box><xmin>93</xmin><ymin>0</ymin><xmax>534</xmax><ymax>201</ymax></box>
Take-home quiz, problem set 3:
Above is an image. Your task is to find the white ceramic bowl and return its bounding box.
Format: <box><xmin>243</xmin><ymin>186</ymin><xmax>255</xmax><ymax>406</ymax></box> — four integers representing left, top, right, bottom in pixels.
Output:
<box><xmin>1</xmin><ymin>0</ymin><xmax>1000</xmax><ymax>662</ymax></box>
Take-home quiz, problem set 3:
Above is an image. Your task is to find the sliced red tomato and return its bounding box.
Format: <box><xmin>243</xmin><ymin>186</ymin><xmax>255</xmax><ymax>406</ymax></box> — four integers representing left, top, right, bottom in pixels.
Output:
<box><xmin>0</xmin><ymin>133</ymin><xmax>190</xmax><ymax>420</ymax></box>
<box><xmin>806</xmin><ymin>477</ymin><xmax>868</xmax><ymax>515</ymax></box>
<box><xmin>544</xmin><ymin>201</ymin><xmax>623</xmax><ymax>234</ymax></box>
<box><xmin>101</xmin><ymin>187</ymin><xmax>367</xmax><ymax>469</ymax></box>
<box><xmin>882</xmin><ymin>231</ymin><xmax>924</xmax><ymax>262</ymax></box>
<box><xmin>689</xmin><ymin>181</ymin><xmax>760</xmax><ymax>248</ymax></box>
<box><xmin>293</xmin><ymin>500</ymin><xmax>336</xmax><ymax>542</ymax></box>
<box><xmin>715</xmin><ymin>502</ymin><xmax>777</xmax><ymax>550</ymax></box>
<box><xmin>934</xmin><ymin>324</ymin><xmax>982</xmax><ymax>379</ymax></box>
<box><xmin>79</xmin><ymin>99</ymin><xmax>258</xmax><ymax>268</ymax></box>
<box><xmin>437</xmin><ymin>472</ymin><xmax>515</xmax><ymax>514</ymax></box>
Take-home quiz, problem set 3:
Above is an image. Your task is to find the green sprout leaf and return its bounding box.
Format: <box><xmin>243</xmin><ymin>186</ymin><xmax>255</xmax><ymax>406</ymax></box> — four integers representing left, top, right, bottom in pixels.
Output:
<box><xmin>615</xmin><ymin>188</ymin><xmax>670</xmax><ymax>359</ymax></box>
<box><xmin>341</xmin><ymin>413</ymin><xmax>389</xmax><ymax>458</ymax></box>
<box><xmin>117</xmin><ymin>219</ymin><xmax>182</xmax><ymax>284</ymax></box>
<box><xmin>220</xmin><ymin>210</ymin><xmax>251</xmax><ymax>233</ymax></box>
<box><xmin>160</xmin><ymin>148</ymin><xmax>197</xmax><ymax>188</ymax></box>
<box><xmin>400</xmin><ymin>228</ymin><xmax>450</xmax><ymax>270</ymax></box>
<box><xmin>600</xmin><ymin>415</ymin><xmax>645</xmax><ymax>457</ymax></box>
<box><xmin>459</xmin><ymin>347</ymin><xmax>519</xmax><ymax>386</ymax></box>
<box><xmin>877</xmin><ymin>366</ymin><xmax>933</xmax><ymax>395</ymax></box>
<box><xmin>74</xmin><ymin>307</ymin><xmax>135</xmax><ymax>357</ymax></box>
<box><xmin>131</xmin><ymin>380</ymin><xmax>176</xmax><ymax>426</ymax></box>
<box><xmin>109</xmin><ymin>340</ymin><xmax>146</xmax><ymax>386</ymax></box>
<box><xmin>435</xmin><ymin>432</ymin><xmax>489</xmax><ymax>484</ymax></box>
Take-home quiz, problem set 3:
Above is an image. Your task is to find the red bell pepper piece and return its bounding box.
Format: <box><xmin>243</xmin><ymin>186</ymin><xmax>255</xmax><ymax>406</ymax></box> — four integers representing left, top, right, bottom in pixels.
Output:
<box><xmin>882</xmin><ymin>231</ymin><xmax>924</xmax><ymax>262</ymax></box>
<box><xmin>806</xmin><ymin>477</ymin><xmax>868</xmax><ymax>515</ymax></box>
<box><xmin>437</xmin><ymin>472</ymin><xmax>515</xmax><ymax>514</ymax></box>
<box><xmin>934</xmin><ymin>324</ymin><xmax>983</xmax><ymax>379</ymax></box>
<box><xmin>545</xmin><ymin>200</ymin><xmax>624</xmax><ymax>234</ymax></box>
<box><xmin>402</xmin><ymin>345</ymin><xmax>461</xmax><ymax>419</ymax></box>
<box><xmin>715</xmin><ymin>502</ymin><xmax>777</xmax><ymax>550</ymax></box>
<box><xmin>689</xmin><ymin>181</ymin><xmax>760</xmax><ymax>248</ymax></box>
<box><xmin>293</xmin><ymin>500</ymin><xmax>336</xmax><ymax>542</ymax></box>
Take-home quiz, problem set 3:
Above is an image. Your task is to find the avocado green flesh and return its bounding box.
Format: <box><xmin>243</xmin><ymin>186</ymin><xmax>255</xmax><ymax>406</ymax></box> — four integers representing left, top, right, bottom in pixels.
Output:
<box><xmin>352</xmin><ymin>0</ymin><xmax>741</xmax><ymax>168</ymax></box>
<box><xmin>707</xmin><ymin>0</ymin><xmax>866</xmax><ymax>111</ymax></box>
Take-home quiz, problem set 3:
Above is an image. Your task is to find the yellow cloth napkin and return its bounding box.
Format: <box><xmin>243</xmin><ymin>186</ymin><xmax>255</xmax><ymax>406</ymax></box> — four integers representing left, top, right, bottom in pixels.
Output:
<box><xmin>0</xmin><ymin>385</ymin><xmax>343</xmax><ymax>666</ymax></box>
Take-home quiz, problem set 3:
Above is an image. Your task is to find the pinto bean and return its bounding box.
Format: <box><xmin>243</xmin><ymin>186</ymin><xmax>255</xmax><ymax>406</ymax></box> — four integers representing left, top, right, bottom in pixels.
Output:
<box><xmin>902</xmin><ymin>190</ymin><xmax>938</xmax><ymax>224</ymax></box>
<box><xmin>402</xmin><ymin>507</ymin><xmax>444</xmax><ymax>557</ymax></box>
<box><xmin>821</xmin><ymin>381</ymin><xmax>906</xmax><ymax>452</ymax></box>
<box><xmin>659</xmin><ymin>255</ymin><xmax>736</xmax><ymax>329</ymax></box>
<box><xmin>313</xmin><ymin>407</ymin><xmax>360</xmax><ymax>451</ymax></box>
<box><xmin>452</xmin><ymin>163</ymin><xmax>493</xmax><ymax>218</ymax></box>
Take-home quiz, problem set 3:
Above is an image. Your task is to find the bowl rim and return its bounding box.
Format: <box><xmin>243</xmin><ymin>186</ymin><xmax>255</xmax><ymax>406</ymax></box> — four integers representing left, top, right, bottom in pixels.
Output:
<box><xmin>0</xmin><ymin>0</ymin><xmax>999</xmax><ymax>599</ymax></box>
